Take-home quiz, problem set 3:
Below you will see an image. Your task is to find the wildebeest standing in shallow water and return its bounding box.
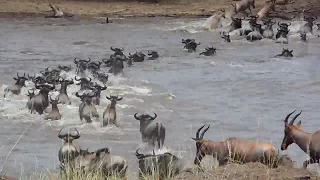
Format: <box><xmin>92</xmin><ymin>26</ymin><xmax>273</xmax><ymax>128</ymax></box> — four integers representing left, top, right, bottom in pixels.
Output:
<box><xmin>134</xmin><ymin>112</ymin><xmax>165</xmax><ymax>149</ymax></box>
<box><xmin>56</xmin><ymin>77</ymin><xmax>74</xmax><ymax>105</ymax></box>
<box><xmin>58</xmin><ymin>128</ymin><xmax>80</xmax><ymax>167</ymax></box>
<box><xmin>102</xmin><ymin>95</ymin><xmax>123</xmax><ymax>127</ymax></box>
<box><xmin>76</xmin><ymin>92</ymin><xmax>99</xmax><ymax>123</ymax></box>
<box><xmin>28</xmin><ymin>84</ymin><xmax>55</xmax><ymax>115</ymax></box>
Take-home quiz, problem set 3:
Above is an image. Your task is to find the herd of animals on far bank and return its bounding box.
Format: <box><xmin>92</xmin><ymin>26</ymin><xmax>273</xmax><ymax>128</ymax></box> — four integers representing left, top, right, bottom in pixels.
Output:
<box><xmin>2</xmin><ymin>0</ymin><xmax>320</xmax><ymax>179</ymax></box>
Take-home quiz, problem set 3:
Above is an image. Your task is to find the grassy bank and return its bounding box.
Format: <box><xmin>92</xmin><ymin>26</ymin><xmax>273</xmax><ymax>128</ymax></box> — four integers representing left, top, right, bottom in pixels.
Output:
<box><xmin>0</xmin><ymin>0</ymin><xmax>319</xmax><ymax>18</ymax></box>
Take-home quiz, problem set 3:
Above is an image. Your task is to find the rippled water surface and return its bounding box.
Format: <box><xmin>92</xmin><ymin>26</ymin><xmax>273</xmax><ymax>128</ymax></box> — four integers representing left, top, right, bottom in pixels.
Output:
<box><xmin>1</xmin><ymin>17</ymin><xmax>320</xmax><ymax>178</ymax></box>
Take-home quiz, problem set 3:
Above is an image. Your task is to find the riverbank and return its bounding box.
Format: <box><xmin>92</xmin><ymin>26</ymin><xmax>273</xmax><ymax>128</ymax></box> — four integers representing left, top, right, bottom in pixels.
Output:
<box><xmin>0</xmin><ymin>0</ymin><xmax>319</xmax><ymax>19</ymax></box>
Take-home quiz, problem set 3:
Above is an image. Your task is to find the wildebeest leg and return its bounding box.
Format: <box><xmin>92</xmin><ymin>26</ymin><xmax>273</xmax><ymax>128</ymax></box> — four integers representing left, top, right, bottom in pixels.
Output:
<box><xmin>303</xmin><ymin>157</ymin><xmax>320</xmax><ymax>168</ymax></box>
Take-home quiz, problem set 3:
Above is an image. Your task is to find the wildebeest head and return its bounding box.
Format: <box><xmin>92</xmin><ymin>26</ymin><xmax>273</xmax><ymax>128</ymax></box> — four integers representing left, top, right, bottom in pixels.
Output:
<box><xmin>128</xmin><ymin>52</ymin><xmax>146</xmax><ymax>62</ymax></box>
<box><xmin>182</xmin><ymin>39</ymin><xmax>201</xmax><ymax>53</ymax></box>
<box><xmin>300</xmin><ymin>33</ymin><xmax>307</xmax><ymax>42</ymax></box>
<box><xmin>92</xmin><ymin>72</ymin><xmax>109</xmax><ymax>84</ymax></box>
<box><xmin>89</xmin><ymin>83</ymin><xmax>107</xmax><ymax>97</ymax></box>
<box><xmin>281</xmin><ymin>110</ymin><xmax>302</xmax><ymax>150</ymax></box>
<box><xmin>75</xmin><ymin>92</ymin><xmax>96</xmax><ymax>105</ymax></box>
<box><xmin>278</xmin><ymin>48</ymin><xmax>293</xmax><ymax>57</ymax></box>
<box><xmin>253</xmin><ymin>23</ymin><xmax>263</xmax><ymax>34</ymax></box>
<box><xmin>35</xmin><ymin>84</ymin><xmax>55</xmax><ymax>96</ymax></box>
<box><xmin>73</xmin><ymin>57</ymin><xmax>91</xmax><ymax>74</ymax></box>
<box><xmin>181</xmin><ymin>39</ymin><xmax>195</xmax><ymax>44</ymax></box>
<box><xmin>108</xmin><ymin>55</ymin><xmax>126</xmax><ymax>75</ymax></box>
<box><xmin>110</xmin><ymin>46</ymin><xmax>125</xmax><ymax>56</ymax></box>
<box><xmin>276</xmin><ymin>28</ymin><xmax>290</xmax><ymax>39</ymax></box>
<box><xmin>58</xmin><ymin>128</ymin><xmax>80</xmax><ymax>141</ymax></box>
<box><xmin>303</xmin><ymin>16</ymin><xmax>317</xmax><ymax>29</ymax></box>
<box><xmin>277</xmin><ymin>22</ymin><xmax>291</xmax><ymax>32</ymax></box>
<box><xmin>26</xmin><ymin>89</ymin><xmax>35</xmax><ymax>100</ymax></box>
<box><xmin>248</xmin><ymin>15</ymin><xmax>258</xmax><ymax>29</ymax></box>
<box><xmin>231</xmin><ymin>17</ymin><xmax>244</xmax><ymax>29</ymax></box>
<box><xmin>74</xmin><ymin>76</ymin><xmax>92</xmax><ymax>90</ymax></box>
<box><xmin>49</xmin><ymin>95</ymin><xmax>61</xmax><ymax>107</ymax></box>
<box><xmin>106</xmin><ymin>95</ymin><xmax>123</xmax><ymax>106</ymax></box>
<box><xmin>199</xmin><ymin>47</ymin><xmax>216</xmax><ymax>56</ymax></box>
<box><xmin>58</xmin><ymin>65</ymin><xmax>72</xmax><ymax>72</ymax></box>
<box><xmin>134</xmin><ymin>112</ymin><xmax>157</xmax><ymax>132</ymax></box>
<box><xmin>147</xmin><ymin>50</ymin><xmax>159</xmax><ymax>60</ymax></box>
<box><xmin>221</xmin><ymin>32</ymin><xmax>230</xmax><ymax>42</ymax></box>
<box><xmin>87</xmin><ymin>61</ymin><xmax>102</xmax><ymax>73</ymax></box>
<box><xmin>13</xmin><ymin>73</ymin><xmax>28</xmax><ymax>87</ymax></box>
<box><xmin>59</xmin><ymin>77</ymin><xmax>74</xmax><ymax>91</ymax></box>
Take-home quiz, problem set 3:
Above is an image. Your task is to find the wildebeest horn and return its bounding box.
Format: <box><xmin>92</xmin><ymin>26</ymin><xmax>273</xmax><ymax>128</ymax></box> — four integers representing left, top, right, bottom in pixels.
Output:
<box><xmin>86</xmin><ymin>57</ymin><xmax>91</xmax><ymax>63</ymax></box>
<box><xmin>50</xmin><ymin>95</ymin><xmax>54</xmax><ymax>102</ymax></box>
<box><xmin>289</xmin><ymin>110</ymin><xmax>302</xmax><ymax>125</ymax></box>
<box><xmin>74</xmin><ymin>76</ymin><xmax>81</xmax><ymax>81</ymax></box>
<box><xmin>72</xmin><ymin>128</ymin><xmax>80</xmax><ymax>139</ymax></box>
<box><xmin>120</xmin><ymin>47</ymin><xmax>124</xmax><ymax>51</ymax></box>
<box><xmin>74</xmin><ymin>58</ymin><xmax>79</xmax><ymax>64</ymax></box>
<box><xmin>284</xmin><ymin>110</ymin><xmax>296</xmax><ymax>124</ymax></box>
<box><xmin>58</xmin><ymin>129</ymin><xmax>66</xmax><ymax>139</ymax></box>
<box><xmin>135</xmin><ymin>148</ymin><xmax>145</xmax><ymax>159</ymax></box>
<box><xmin>277</xmin><ymin>28</ymin><xmax>280</xmax><ymax>31</ymax></box>
<box><xmin>278</xmin><ymin>22</ymin><xmax>281</xmax><ymax>26</ymax></box>
<box><xmin>287</xmin><ymin>22</ymin><xmax>291</xmax><ymax>26</ymax></box>
<box><xmin>150</xmin><ymin>113</ymin><xmax>157</xmax><ymax>120</ymax></box>
<box><xmin>134</xmin><ymin>112</ymin><xmax>140</xmax><ymax>120</ymax></box>
<box><xmin>110</xmin><ymin>46</ymin><xmax>115</xmax><ymax>51</ymax></box>
<box><xmin>75</xmin><ymin>92</ymin><xmax>82</xmax><ymax>98</ymax></box>
<box><xmin>117</xmin><ymin>96</ymin><xmax>123</xmax><ymax>101</ymax></box>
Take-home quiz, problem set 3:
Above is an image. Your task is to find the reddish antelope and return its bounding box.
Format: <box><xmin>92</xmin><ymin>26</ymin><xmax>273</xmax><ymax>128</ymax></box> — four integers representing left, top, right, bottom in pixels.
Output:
<box><xmin>193</xmin><ymin>125</ymin><xmax>277</xmax><ymax>167</ymax></box>
<box><xmin>234</xmin><ymin>0</ymin><xmax>255</xmax><ymax>16</ymax></box>
<box><xmin>44</xmin><ymin>95</ymin><xmax>62</xmax><ymax>120</ymax></box>
<box><xmin>281</xmin><ymin>110</ymin><xmax>320</xmax><ymax>168</ymax></box>
<box><xmin>257</xmin><ymin>0</ymin><xmax>276</xmax><ymax>20</ymax></box>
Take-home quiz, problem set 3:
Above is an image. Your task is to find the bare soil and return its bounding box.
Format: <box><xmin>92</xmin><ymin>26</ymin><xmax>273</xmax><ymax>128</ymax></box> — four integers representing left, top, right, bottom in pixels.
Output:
<box><xmin>175</xmin><ymin>162</ymin><xmax>320</xmax><ymax>180</ymax></box>
<box><xmin>0</xmin><ymin>0</ymin><xmax>319</xmax><ymax>18</ymax></box>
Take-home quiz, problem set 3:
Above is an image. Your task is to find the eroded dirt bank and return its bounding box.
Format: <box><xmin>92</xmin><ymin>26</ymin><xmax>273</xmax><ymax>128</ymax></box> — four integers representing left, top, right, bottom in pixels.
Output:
<box><xmin>0</xmin><ymin>0</ymin><xmax>319</xmax><ymax>18</ymax></box>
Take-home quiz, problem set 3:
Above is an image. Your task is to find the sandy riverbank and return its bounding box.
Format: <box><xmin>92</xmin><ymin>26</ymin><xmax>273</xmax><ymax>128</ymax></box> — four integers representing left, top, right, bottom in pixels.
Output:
<box><xmin>0</xmin><ymin>0</ymin><xmax>319</xmax><ymax>19</ymax></box>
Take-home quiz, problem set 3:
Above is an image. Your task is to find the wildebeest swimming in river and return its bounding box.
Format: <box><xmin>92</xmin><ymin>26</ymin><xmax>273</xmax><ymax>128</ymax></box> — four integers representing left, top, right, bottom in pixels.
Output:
<box><xmin>275</xmin><ymin>48</ymin><xmax>293</xmax><ymax>58</ymax></box>
<box><xmin>4</xmin><ymin>73</ymin><xmax>28</xmax><ymax>97</ymax></box>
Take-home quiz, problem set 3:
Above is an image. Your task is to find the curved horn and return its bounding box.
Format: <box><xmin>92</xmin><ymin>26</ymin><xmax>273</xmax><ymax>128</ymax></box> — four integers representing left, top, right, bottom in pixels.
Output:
<box><xmin>287</xmin><ymin>22</ymin><xmax>291</xmax><ymax>26</ymax></box>
<box><xmin>278</xmin><ymin>22</ymin><xmax>281</xmax><ymax>26</ymax></box>
<box><xmin>58</xmin><ymin>129</ymin><xmax>66</xmax><ymax>139</ymax></box>
<box><xmin>120</xmin><ymin>47</ymin><xmax>124</xmax><ymax>51</ymax></box>
<box><xmin>72</xmin><ymin>128</ymin><xmax>80</xmax><ymax>139</ymax></box>
<box><xmin>195</xmin><ymin>124</ymin><xmax>206</xmax><ymax>140</ymax></box>
<box><xmin>75</xmin><ymin>92</ymin><xmax>81</xmax><ymax>98</ymax></box>
<box><xmin>150</xmin><ymin>112</ymin><xmax>157</xmax><ymax>120</ymax></box>
<box><xmin>135</xmin><ymin>148</ymin><xmax>144</xmax><ymax>159</ymax></box>
<box><xmin>289</xmin><ymin>110</ymin><xmax>302</xmax><ymax>125</ymax></box>
<box><xmin>74</xmin><ymin>76</ymin><xmax>81</xmax><ymax>81</ymax></box>
<box><xmin>200</xmin><ymin>125</ymin><xmax>210</xmax><ymax>139</ymax></box>
<box><xmin>110</xmin><ymin>46</ymin><xmax>115</xmax><ymax>51</ymax></box>
<box><xmin>87</xmin><ymin>77</ymin><xmax>92</xmax><ymax>82</ymax></box>
<box><xmin>284</xmin><ymin>110</ymin><xmax>296</xmax><ymax>124</ymax></box>
<box><xmin>117</xmin><ymin>96</ymin><xmax>123</xmax><ymax>101</ymax></box>
<box><xmin>86</xmin><ymin>57</ymin><xmax>91</xmax><ymax>63</ymax></box>
<box><xmin>134</xmin><ymin>112</ymin><xmax>140</xmax><ymax>120</ymax></box>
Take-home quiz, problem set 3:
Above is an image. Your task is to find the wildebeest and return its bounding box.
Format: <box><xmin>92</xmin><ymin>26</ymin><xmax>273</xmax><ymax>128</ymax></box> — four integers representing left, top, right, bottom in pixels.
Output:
<box><xmin>58</xmin><ymin>128</ymin><xmax>80</xmax><ymax>166</ymax></box>
<box><xmin>225</xmin><ymin>17</ymin><xmax>244</xmax><ymax>33</ymax></box>
<box><xmin>256</xmin><ymin>0</ymin><xmax>276</xmax><ymax>20</ymax></box>
<box><xmin>74</xmin><ymin>76</ymin><xmax>94</xmax><ymax>90</ymax></box>
<box><xmin>73</xmin><ymin>57</ymin><xmax>91</xmax><ymax>75</ymax></box>
<box><xmin>262</xmin><ymin>19</ymin><xmax>276</xmax><ymax>39</ymax></box>
<box><xmin>110</xmin><ymin>46</ymin><xmax>125</xmax><ymax>56</ymax></box>
<box><xmin>108</xmin><ymin>55</ymin><xmax>125</xmax><ymax>75</ymax></box>
<box><xmin>299</xmin><ymin>16</ymin><xmax>317</xmax><ymax>35</ymax></box>
<box><xmin>4</xmin><ymin>73</ymin><xmax>28</xmax><ymax>97</ymax></box>
<box><xmin>280</xmin><ymin>110</ymin><xmax>320</xmax><ymax>168</ymax></box>
<box><xmin>315</xmin><ymin>23</ymin><xmax>320</xmax><ymax>37</ymax></box>
<box><xmin>56</xmin><ymin>77</ymin><xmax>73</xmax><ymax>105</ymax></box>
<box><xmin>199</xmin><ymin>47</ymin><xmax>216</xmax><ymax>56</ymax></box>
<box><xmin>234</xmin><ymin>0</ymin><xmax>255</xmax><ymax>16</ymax></box>
<box><xmin>275</xmin><ymin>48</ymin><xmax>293</xmax><ymax>58</ymax></box>
<box><xmin>246</xmin><ymin>23</ymin><xmax>263</xmax><ymax>41</ymax></box>
<box><xmin>102</xmin><ymin>95</ymin><xmax>123</xmax><ymax>127</ymax></box>
<box><xmin>221</xmin><ymin>32</ymin><xmax>231</xmax><ymax>42</ymax></box>
<box><xmin>44</xmin><ymin>96</ymin><xmax>62</xmax><ymax>120</ymax></box>
<box><xmin>182</xmin><ymin>39</ymin><xmax>201</xmax><ymax>53</ymax></box>
<box><xmin>134</xmin><ymin>112</ymin><xmax>165</xmax><ymax>149</ymax></box>
<box><xmin>135</xmin><ymin>148</ymin><xmax>187</xmax><ymax>179</ymax></box>
<box><xmin>72</xmin><ymin>147</ymin><xmax>128</xmax><ymax>178</ymax></box>
<box><xmin>147</xmin><ymin>50</ymin><xmax>159</xmax><ymax>60</ymax></box>
<box><xmin>46</xmin><ymin>4</ymin><xmax>64</xmax><ymax>18</ymax></box>
<box><xmin>129</xmin><ymin>52</ymin><xmax>146</xmax><ymax>62</ymax></box>
<box><xmin>192</xmin><ymin>124</ymin><xmax>278</xmax><ymax>168</ymax></box>
<box><xmin>76</xmin><ymin>92</ymin><xmax>99</xmax><ymax>123</ymax></box>
<box><xmin>300</xmin><ymin>32</ymin><xmax>307</xmax><ymax>42</ymax></box>
<box><xmin>92</xmin><ymin>72</ymin><xmax>109</xmax><ymax>84</ymax></box>
<box><xmin>275</xmin><ymin>28</ymin><xmax>290</xmax><ymax>44</ymax></box>
<box><xmin>239</xmin><ymin>15</ymin><xmax>257</xmax><ymax>36</ymax></box>
<box><xmin>89</xmin><ymin>83</ymin><xmax>107</xmax><ymax>106</ymax></box>
<box><xmin>87</xmin><ymin>61</ymin><xmax>102</xmax><ymax>74</ymax></box>
<box><xmin>28</xmin><ymin>84</ymin><xmax>55</xmax><ymax>115</ymax></box>
<box><xmin>58</xmin><ymin>65</ymin><xmax>72</xmax><ymax>72</ymax></box>
<box><xmin>26</xmin><ymin>89</ymin><xmax>36</xmax><ymax>100</ymax></box>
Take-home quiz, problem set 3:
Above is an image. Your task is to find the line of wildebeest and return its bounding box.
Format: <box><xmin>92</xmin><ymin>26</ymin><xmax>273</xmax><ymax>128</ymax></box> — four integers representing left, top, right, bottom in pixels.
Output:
<box><xmin>2</xmin><ymin>18</ymin><xmax>320</xmax><ymax>179</ymax></box>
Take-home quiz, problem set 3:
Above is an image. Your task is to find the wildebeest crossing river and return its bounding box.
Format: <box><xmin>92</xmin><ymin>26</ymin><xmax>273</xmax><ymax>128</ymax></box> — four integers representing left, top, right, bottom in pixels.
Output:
<box><xmin>0</xmin><ymin>17</ymin><xmax>320</xmax><ymax>178</ymax></box>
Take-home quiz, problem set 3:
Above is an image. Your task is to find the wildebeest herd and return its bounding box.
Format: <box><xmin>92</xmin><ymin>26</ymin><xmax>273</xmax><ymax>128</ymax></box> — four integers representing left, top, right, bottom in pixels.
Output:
<box><xmin>2</xmin><ymin>1</ymin><xmax>320</xmax><ymax>179</ymax></box>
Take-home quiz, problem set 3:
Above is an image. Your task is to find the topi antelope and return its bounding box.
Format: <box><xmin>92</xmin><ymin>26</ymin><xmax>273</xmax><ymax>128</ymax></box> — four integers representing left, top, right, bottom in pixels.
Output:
<box><xmin>44</xmin><ymin>95</ymin><xmax>62</xmax><ymax>120</ymax></box>
<box><xmin>102</xmin><ymin>95</ymin><xmax>123</xmax><ymax>127</ymax></box>
<box><xmin>134</xmin><ymin>112</ymin><xmax>165</xmax><ymax>149</ymax></box>
<box><xmin>192</xmin><ymin>124</ymin><xmax>277</xmax><ymax>168</ymax></box>
<box><xmin>234</xmin><ymin>0</ymin><xmax>255</xmax><ymax>16</ymax></box>
<box><xmin>4</xmin><ymin>73</ymin><xmax>28</xmax><ymax>97</ymax></box>
<box><xmin>280</xmin><ymin>110</ymin><xmax>320</xmax><ymax>168</ymax></box>
<box><xmin>256</xmin><ymin>0</ymin><xmax>276</xmax><ymax>20</ymax></box>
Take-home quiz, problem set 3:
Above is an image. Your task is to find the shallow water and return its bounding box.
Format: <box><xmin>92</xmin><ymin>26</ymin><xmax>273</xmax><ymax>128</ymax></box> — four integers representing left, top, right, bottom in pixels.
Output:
<box><xmin>0</xmin><ymin>16</ymin><xmax>320</xmax><ymax>178</ymax></box>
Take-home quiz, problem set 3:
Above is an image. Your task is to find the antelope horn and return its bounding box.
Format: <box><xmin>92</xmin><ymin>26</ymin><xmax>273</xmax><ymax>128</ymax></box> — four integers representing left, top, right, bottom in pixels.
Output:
<box><xmin>289</xmin><ymin>110</ymin><xmax>302</xmax><ymax>125</ymax></box>
<box><xmin>200</xmin><ymin>125</ymin><xmax>210</xmax><ymax>139</ymax></box>
<box><xmin>284</xmin><ymin>110</ymin><xmax>296</xmax><ymax>124</ymax></box>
